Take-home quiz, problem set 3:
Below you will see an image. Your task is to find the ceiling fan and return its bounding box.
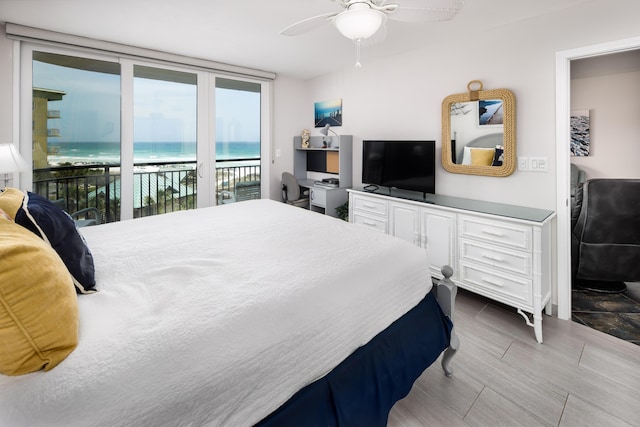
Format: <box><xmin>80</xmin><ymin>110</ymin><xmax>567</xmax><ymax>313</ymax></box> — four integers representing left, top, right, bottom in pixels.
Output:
<box><xmin>280</xmin><ymin>0</ymin><xmax>465</xmax><ymax>66</ymax></box>
<box><xmin>281</xmin><ymin>0</ymin><xmax>465</xmax><ymax>40</ymax></box>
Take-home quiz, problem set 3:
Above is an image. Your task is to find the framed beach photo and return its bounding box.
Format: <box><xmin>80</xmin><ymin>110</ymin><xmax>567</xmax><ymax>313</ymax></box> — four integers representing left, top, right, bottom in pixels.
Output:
<box><xmin>314</xmin><ymin>99</ymin><xmax>342</xmax><ymax>128</ymax></box>
<box><xmin>477</xmin><ymin>99</ymin><xmax>504</xmax><ymax>127</ymax></box>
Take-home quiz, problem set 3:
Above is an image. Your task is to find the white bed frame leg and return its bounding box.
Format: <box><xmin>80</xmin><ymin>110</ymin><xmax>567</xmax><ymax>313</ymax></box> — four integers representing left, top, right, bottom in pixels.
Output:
<box><xmin>435</xmin><ymin>265</ymin><xmax>459</xmax><ymax>377</ymax></box>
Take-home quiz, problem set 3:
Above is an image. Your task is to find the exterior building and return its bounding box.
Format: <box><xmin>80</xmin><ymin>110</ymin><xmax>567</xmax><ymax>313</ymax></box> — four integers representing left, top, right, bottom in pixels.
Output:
<box><xmin>32</xmin><ymin>87</ymin><xmax>65</xmax><ymax>169</ymax></box>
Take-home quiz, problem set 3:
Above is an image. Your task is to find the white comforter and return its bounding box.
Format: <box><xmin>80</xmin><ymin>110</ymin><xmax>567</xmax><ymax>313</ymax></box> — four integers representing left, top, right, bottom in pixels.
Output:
<box><xmin>0</xmin><ymin>199</ymin><xmax>432</xmax><ymax>426</ymax></box>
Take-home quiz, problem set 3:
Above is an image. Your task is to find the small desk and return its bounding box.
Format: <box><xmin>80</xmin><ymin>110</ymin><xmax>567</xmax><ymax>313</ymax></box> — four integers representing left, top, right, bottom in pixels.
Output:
<box><xmin>299</xmin><ymin>179</ymin><xmax>349</xmax><ymax>218</ymax></box>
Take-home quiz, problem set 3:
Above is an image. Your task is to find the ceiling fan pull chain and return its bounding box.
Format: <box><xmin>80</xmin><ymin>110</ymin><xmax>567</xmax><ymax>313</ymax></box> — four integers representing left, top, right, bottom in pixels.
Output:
<box><xmin>355</xmin><ymin>38</ymin><xmax>362</xmax><ymax>68</ymax></box>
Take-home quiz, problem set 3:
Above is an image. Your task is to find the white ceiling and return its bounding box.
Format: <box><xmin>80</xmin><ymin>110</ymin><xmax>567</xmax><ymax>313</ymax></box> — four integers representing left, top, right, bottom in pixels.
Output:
<box><xmin>0</xmin><ymin>0</ymin><xmax>590</xmax><ymax>80</ymax></box>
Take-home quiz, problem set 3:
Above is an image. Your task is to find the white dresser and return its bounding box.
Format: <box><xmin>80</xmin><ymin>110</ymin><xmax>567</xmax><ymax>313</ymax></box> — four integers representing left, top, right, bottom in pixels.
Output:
<box><xmin>348</xmin><ymin>188</ymin><xmax>555</xmax><ymax>343</ymax></box>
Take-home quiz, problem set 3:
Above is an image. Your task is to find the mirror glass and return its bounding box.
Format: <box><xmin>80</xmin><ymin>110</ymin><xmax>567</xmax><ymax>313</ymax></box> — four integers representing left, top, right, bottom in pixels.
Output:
<box><xmin>442</xmin><ymin>82</ymin><xmax>516</xmax><ymax>176</ymax></box>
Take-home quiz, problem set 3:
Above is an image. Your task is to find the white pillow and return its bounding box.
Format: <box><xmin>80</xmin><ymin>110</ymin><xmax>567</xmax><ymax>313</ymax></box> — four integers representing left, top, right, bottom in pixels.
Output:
<box><xmin>462</xmin><ymin>146</ymin><xmax>472</xmax><ymax>165</ymax></box>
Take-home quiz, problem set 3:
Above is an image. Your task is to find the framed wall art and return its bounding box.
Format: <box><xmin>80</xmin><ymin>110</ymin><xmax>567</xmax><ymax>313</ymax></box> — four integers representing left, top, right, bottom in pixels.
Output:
<box><xmin>570</xmin><ymin>109</ymin><xmax>590</xmax><ymax>156</ymax></box>
<box><xmin>314</xmin><ymin>99</ymin><xmax>342</xmax><ymax>127</ymax></box>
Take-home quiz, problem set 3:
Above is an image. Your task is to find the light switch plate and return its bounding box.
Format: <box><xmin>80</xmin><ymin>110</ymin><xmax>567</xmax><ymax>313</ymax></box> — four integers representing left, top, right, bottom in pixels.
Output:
<box><xmin>518</xmin><ymin>157</ymin><xmax>529</xmax><ymax>171</ymax></box>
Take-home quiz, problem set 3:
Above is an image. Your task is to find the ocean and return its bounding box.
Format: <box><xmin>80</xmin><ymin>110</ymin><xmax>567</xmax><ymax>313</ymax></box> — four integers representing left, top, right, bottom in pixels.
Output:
<box><xmin>47</xmin><ymin>141</ymin><xmax>260</xmax><ymax>165</ymax></box>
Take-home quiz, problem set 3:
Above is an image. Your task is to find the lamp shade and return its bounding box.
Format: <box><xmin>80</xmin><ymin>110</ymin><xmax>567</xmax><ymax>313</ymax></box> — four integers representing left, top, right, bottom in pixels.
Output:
<box><xmin>320</xmin><ymin>124</ymin><xmax>339</xmax><ymax>137</ymax></box>
<box><xmin>334</xmin><ymin>8</ymin><xmax>386</xmax><ymax>40</ymax></box>
<box><xmin>320</xmin><ymin>124</ymin><xmax>331</xmax><ymax>136</ymax></box>
<box><xmin>0</xmin><ymin>144</ymin><xmax>30</xmax><ymax>174</ymax></box>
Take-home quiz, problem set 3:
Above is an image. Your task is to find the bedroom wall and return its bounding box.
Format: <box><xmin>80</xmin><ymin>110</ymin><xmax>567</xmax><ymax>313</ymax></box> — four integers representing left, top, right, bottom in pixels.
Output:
<box><xmin>570</xmin><ymin>50</ymin><xmax>640</xmax><ymax>180</ymax></box>
<box><xmin>274</xmin><ymin>0</ymin><xmax>640</xmax><ymax>211</ymax></box>
<box><xmin>270</xmin><ymin>75</ymin><xmax>308</xmax><ymax>201</ymax></box>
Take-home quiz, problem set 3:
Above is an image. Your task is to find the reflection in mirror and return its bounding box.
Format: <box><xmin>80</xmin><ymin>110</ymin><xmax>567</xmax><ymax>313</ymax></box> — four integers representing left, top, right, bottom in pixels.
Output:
<box><xmin>442</xmin><ymin>81</ymin><xmax>516</xmax><ymax>177</ymax></box>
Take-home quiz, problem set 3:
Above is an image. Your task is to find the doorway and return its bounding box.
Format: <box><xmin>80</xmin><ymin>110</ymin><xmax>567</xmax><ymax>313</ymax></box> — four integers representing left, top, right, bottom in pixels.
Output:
<box><xmin>555</xmin><ymin>37</ymin><xmax>640</xmax><ymax>341</ymax></box>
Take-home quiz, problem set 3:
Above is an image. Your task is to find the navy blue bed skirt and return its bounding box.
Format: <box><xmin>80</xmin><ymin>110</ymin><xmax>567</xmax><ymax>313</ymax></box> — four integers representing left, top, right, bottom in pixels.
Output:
<box><xmin>256</xmin><ymin>290</ymin><xmax>453</xmax><ymax>427</ymax></box>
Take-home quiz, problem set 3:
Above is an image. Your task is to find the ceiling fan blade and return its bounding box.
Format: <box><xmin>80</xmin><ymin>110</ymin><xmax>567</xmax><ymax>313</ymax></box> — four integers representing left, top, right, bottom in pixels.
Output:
<box><xmin>280</xmin><ymin>12</ymin><xmax>338</xmax><ymax>36</ymax></box>
<box><xmin>386</xmin><ymin>0</ymin><xmax>465</xmax><ymax>22</ymax></box>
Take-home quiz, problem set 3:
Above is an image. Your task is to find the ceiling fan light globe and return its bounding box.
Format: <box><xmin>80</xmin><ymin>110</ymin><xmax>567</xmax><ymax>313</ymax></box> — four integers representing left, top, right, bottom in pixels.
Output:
<box><xmin>334</xmin><ymin>9</ymin><xmax>386</xmax><ymax>40</ymax></box>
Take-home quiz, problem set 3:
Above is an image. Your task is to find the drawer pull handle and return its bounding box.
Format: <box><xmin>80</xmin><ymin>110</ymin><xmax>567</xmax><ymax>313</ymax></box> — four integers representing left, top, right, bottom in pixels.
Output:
<box><xmin>481</xmin><ymin>277</ymin><xmax>504</xmax><ymax>287</ymax></box>
<box><xmin>363</xmin><ymin>220</ymin><xmax>377</xmax><ymax>227</ymax></box>
<box><xmin>482</xmin><ymin>253</ymin><xmax>505</xmax><ymax>263</ymax></box>
<box><xmin>363</xmin><ymin>203</ymin><xmax>376</xmax><ymax>209</ymax></box>
<box><xmin>482</xmin><ymin>228</ymin><xmax>505</xmax><ymax>237</ymax></box>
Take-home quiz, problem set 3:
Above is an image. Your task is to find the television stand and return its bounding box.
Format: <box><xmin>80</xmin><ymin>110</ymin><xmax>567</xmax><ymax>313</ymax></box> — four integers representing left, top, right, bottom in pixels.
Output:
<box><xmin>347</xmin><ymin>188</ymin><xmax>555</xmax><ymax>344</ymax></box>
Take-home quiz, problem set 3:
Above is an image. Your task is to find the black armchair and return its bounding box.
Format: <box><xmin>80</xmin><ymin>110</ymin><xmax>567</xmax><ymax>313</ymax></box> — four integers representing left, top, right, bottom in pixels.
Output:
<box><xmin>570</xmin><ymin>164</ymin><xmax>586</xmax><ymax>211</ymax></box>
<box><xmin>572</xmin><ymin>179</ymin><xmax>640</xmax><ymax>293</ymax></box>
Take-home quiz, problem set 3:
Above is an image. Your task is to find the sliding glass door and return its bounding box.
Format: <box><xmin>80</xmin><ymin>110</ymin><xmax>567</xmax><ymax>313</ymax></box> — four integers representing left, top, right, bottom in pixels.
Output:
<box><xmin>214</xmin><ymin>78</ymin><xmax>262</xmax><ymax>205</ymax></box>
<box><xmin>133</xmin><ymin>65</ymin><xmax>197</xmax><ymax>217</ymax></box>
<box><xmin>31</xmin><ymin>51</ymin><xmax>122</xmax><ymax>222</ymax></box>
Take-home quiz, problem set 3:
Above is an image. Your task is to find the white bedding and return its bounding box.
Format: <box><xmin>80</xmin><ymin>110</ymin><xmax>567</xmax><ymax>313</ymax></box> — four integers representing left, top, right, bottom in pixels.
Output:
<box><xmin>0</xmin><ymin>199</ymin><xmax>432</xmax><ymax>426</ymax></box>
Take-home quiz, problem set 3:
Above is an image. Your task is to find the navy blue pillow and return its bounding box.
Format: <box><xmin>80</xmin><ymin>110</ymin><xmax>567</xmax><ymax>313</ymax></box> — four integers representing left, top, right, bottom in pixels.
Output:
<box><xmin>491</xmin><ymin>146</ymin><xmax>504</xmax><ymax>167</ymax></box>
<box><xmin>15</xmin><ymin>192</ymin><xmax>96</xmax><ymax>294</ymax></box>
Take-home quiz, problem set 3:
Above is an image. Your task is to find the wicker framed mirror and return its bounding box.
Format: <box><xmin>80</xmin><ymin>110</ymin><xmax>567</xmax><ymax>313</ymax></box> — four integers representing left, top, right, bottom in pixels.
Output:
<box><xmin>442</xmin><ymin>81</ymin><xmax>516</xmax><ymax>177</ymax></box>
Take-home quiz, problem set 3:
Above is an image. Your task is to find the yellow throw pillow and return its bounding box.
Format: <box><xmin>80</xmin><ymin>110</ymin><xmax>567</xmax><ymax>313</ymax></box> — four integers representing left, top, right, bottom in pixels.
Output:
<box><xmin>0</xmin><ymin>187</ymin><xmax>24</xmax><ymax>219</ymax></box>
<box><xmin>470</xmin><ymin>148</ymin><xmax>495</xmax><ymax>166</ymax></box>
<box><xmin>0</xmin><ymin>216</ymin><xmax>78</xmax><ymax>376</ymax></box>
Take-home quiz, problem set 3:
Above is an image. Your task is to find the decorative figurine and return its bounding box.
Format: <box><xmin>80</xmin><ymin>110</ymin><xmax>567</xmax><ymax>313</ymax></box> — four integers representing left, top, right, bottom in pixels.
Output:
<box><xmin>301</xmin><ymin>129</ymin><xmax>310</xmax><ymax>148</ymax></box>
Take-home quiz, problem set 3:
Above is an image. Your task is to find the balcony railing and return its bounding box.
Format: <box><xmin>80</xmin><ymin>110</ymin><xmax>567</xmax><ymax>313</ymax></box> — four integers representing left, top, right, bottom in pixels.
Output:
<box><xmin>33</xmin><ymin>158</ymin><xmax>260</xmax><ymax>224</ymax></box>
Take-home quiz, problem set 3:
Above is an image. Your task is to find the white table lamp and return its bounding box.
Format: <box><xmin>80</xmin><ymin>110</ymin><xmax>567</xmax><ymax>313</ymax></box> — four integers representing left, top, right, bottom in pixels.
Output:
<box><xmin>0</xmin><ymin>144</ymin><xmax>30</xmax><ymax>188</ymax></box>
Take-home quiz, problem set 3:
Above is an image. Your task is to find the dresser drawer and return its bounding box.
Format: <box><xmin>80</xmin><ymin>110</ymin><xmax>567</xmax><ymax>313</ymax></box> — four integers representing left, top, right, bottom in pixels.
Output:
<box><xmin>458</xmin><ymin>215</ymin><xmax>531</xmax><ymax>251</ymax></box>
<box><xmin>352</xmin><ymin>212</ymin><xmax>387</xmax><ymax>233</ymax></box>
<box><xmin>459</xmin><ymin>238</ymin><xmax>531</xmax><ymax>276</ymax></box>
<box><xmin>459</xmin><ymin>262</ymin><xmax>532</xmax><ymax>307</ymax></box>
<box><xmin>352</xmin><ymin>195</ymin><xmax>388</xmax><ymax>217</ymax></box>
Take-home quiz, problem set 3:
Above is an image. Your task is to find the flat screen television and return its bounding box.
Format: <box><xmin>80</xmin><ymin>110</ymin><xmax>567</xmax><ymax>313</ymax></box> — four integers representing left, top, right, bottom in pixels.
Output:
<box><xmin>362</xmin><ymin>140</ymin><xmax>436</xmax><ymax>195</ymax></box>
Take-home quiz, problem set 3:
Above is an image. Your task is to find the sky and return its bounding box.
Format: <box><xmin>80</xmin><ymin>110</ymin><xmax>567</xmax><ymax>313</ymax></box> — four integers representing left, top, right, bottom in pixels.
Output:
<box><xmin>33</xmin><ymin>59</ymin><xmax>260</xmax><ymax>144</ymax></box>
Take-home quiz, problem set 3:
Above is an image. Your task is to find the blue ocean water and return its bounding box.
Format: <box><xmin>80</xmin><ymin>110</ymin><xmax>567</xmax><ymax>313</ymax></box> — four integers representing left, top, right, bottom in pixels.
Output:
<box><xmin>48</xmin><ymin>141</ymin><xmax>260</xmax><ymax>164</ymax></box>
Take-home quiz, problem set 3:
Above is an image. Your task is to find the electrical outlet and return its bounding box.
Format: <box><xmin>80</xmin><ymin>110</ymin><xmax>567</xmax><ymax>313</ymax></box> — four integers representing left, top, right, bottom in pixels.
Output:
<box><xmin>518</xmin><ymin>157</ymin><xmax>529</xmax><ymax>171</ymax></box>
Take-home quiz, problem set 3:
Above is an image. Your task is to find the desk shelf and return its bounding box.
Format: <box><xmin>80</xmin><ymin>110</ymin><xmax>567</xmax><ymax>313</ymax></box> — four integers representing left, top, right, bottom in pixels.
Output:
<box><xmin>293</xmin><ymin>135</ymin><xmax>352</xmax><ymax>218</ymax></box>
<box><xmin>295</xmin><ymin>147</ymin><xmax>340</xmax><ymax>152</ymax></box>
<box><xmin>293</xmin><ymin>135</ymin><xmax>352</xmax><ymax>188</ymax></box>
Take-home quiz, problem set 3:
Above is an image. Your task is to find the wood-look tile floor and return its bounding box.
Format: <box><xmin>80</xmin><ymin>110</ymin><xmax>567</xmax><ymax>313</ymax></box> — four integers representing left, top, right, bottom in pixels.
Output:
<box><xmin>389</xmin><ymin>289</ymin><xmax>640</xmax><ymax>427</ymax></box>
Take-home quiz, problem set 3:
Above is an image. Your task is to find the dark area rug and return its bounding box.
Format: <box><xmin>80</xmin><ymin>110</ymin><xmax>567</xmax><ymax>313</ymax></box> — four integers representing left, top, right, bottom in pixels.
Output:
<box><xmin>572</xmin><ymin>282</ymin><xmax>640</xmax><ymax>346</ymax></box>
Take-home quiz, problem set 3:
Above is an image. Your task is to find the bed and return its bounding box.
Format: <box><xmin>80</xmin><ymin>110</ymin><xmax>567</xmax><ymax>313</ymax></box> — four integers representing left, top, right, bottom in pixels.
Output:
<box><xmin>0</xmin><ymin>197</ymin><xmax>456</xmax><ymax>426</ymax></box>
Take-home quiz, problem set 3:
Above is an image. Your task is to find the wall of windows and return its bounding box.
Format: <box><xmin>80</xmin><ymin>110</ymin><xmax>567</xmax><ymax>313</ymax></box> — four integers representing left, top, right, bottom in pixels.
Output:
<box><xmin>17</xmin><ymin>37</ymin><xmax>271</xmax><ymax>223</ymax></box>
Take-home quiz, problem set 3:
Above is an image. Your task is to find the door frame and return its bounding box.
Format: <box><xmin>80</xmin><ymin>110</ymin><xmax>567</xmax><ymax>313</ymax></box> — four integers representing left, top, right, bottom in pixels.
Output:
<box><xmin>555</xmin><ymin>36</ymin><xmax>640</xmax><ymax>320</ymax></box>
